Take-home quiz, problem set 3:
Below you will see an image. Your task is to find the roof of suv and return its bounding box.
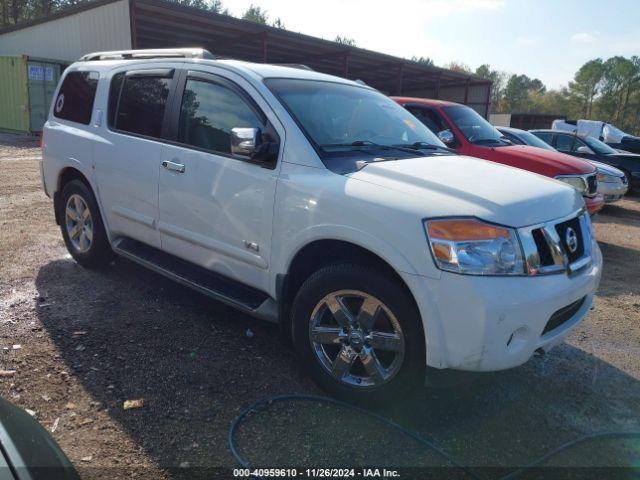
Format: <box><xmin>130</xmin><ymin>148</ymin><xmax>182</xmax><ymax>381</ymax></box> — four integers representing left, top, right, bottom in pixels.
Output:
<box><xmin>73</xmin><ymin>56</ymin><xmax>365</xmax><ymax>87</ymax></box>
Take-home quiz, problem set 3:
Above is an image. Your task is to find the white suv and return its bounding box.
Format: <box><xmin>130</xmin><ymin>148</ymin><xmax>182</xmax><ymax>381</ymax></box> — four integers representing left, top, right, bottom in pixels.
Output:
<box><xmin>41</xmin><ymin>49</ymin><xmax>602</xmax><ymax>402</ymax></box>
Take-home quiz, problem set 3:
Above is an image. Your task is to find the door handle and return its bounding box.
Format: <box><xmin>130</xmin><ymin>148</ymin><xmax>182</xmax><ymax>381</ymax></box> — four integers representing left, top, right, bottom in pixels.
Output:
<box><xmin>162</xmin><ymin>160</ymin><xmax>185</xmax><ymax>173</ymax></box>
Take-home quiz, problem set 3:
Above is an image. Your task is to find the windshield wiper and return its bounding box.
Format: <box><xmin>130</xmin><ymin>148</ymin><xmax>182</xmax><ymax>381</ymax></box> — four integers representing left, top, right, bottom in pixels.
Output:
<box><xmin>392</xmin><ymin>142</ymin><xmax>457</xmax><ymax>153</ymax></box>
<box><xmin>472</xmin><ymin>138</ymin><xmax>511</xmax><ymax>146</ymax></box>
<box><xmin>320</xmin><ymin>140</ymin><xmax>423</xmax><ymax>156</ymax></box>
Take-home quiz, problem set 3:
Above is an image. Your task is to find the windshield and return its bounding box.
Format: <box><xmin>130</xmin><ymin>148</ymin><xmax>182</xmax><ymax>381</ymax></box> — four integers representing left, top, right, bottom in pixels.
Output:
<box><xmin>443</xmin><ymin>105</ymin><xmax>509</xmax><ymax>146</ymax></box>
<box><xmin>583</xmin><ymin>135</ymin><xmax>619</xmax><ymax>155</ymax></box>
<box><xmin>516</xmin><ymin>130</ymin><xmax>556</xmax><ymax>151</ymax></box>
<box><xmin>266</xmin><ymin>78</ymin><xmax>446</xmax><ymax>154</ymax></box>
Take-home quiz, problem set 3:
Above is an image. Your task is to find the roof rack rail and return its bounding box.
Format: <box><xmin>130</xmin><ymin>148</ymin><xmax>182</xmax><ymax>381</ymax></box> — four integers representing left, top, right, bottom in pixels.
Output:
<box><xmin>274</xmin><ymin>64</ymin><xmax>314</xmax><ymax>71</ymax></box>
<box><xmin>78</xmin><ymin>48</ymin><xmax>216</xmax><ymax>62</ymax></box>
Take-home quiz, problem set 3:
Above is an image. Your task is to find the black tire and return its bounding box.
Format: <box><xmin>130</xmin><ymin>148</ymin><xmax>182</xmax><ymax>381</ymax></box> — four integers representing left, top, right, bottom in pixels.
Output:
<box><xmin>622</xmin><ymin>170</ymin><xmax>635</xmax><ymax>194</ymax></box>
<box><xmin>58</xmin><ymin>179</ymin><xmax>112</xmax><ymax>269</ymax></box>
<box><xmin>291</xmin><ymin>264</ymin><xmax>425</xmax><ymax>404</ymax></box>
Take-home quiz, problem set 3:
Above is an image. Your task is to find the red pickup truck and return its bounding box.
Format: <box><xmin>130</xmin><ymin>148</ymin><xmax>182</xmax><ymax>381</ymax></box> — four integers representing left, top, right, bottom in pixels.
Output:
<box><xmin>393</xmin><ymin>97</ymin><xmax>604</xmax><ymax>215</ymax></box>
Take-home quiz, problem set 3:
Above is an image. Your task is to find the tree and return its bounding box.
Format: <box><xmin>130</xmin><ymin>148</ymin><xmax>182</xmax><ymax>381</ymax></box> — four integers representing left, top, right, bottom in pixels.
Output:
<box><xmin>411</xmin><ymin>56</ymin><xmax>434</xmax><ymax>67</ymax></box>
<box><xmin>242</xmin><ymin>4</ymin><xmax>267</xmax><ymax>24</ymax></box>
<box><xmin>335</xmin><ymin>35</ymin><xmax>356</xmax><ymax>46</ymax></box>
<box><xmin>568</xmin><ymin>59</ymin><xmax>604</xmax><ymax>118</ymax></box>
<box><xmin>2</xmin><ymin>0</ymin><xmax>10</xmax><ymax>26</ymax></box>
<box><xmin>443</xmin><ymin>61</ymin><xmax>471</xmax><ymax>73</ymax></box>
<box><xmin>271</xmin><ymin>17</ymin><xmax>285</xmax><ymax>29</ymax></box>
<box><xmin>11</xmin><ymin>0</ymin><xmax>26</xmax><ymax>24</ymax></box>
<box><xmin>475</xmin><ymin>64</ymin><xmax>507</xmax><ymax>113</ymax></box>
<box><xmin>502</xmin><ymin>74</ymin><xmax>546</xmax><ymax>112</ymax></box>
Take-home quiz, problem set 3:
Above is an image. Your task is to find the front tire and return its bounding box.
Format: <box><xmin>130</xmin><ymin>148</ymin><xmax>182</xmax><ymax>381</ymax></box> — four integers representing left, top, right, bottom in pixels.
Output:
<box><xmin>291</xmin><ymin>264</ymin><xmax>425</xmax><ymax>403</ymax></box>
<box><xmin>58</xmin><ymin>179</ymin><xmax>112</xmax><ymax>268</ymax></box>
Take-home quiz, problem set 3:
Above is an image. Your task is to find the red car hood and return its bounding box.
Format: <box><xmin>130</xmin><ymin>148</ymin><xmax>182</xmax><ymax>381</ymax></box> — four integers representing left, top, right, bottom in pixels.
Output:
<box><xmin>471</xmin><ymin>145</ymin><xmax>595</xmax><ymax>177</ymax></box>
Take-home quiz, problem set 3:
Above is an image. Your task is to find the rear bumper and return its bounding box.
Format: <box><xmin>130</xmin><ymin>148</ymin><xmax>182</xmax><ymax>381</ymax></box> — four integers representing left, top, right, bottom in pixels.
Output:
<box><xmin>403</xmin><ymin>238</ymin><xmax>602</xmax><ymax>371</ymax></box>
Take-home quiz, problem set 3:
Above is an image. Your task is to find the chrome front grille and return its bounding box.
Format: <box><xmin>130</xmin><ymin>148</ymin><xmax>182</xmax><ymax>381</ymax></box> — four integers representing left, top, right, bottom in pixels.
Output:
<box><xmin>518</xmin><ymin>210</ymin><xmax>592</xmax><ymax>275</ymax></box>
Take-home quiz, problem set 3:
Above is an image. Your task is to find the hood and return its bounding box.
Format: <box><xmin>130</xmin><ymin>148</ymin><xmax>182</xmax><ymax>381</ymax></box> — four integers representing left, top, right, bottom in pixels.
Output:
<box><xmin>346</xmin><ymin>155</ymin><xmax>584</xmax><ymax>228</ymax></box>
<box><xmin>476</xmin><ymin>145</ymin><xmax>595</xmax><ymax>176</ymax></box>
<box><xmin>589</xmin><ymin>160</ymin><xmax>625</xmax><ymax>177</ymax></box>
<box><xmin>607</xmin><ymin>152</ymin><xmax>640</xmax><ymax>162</ymax></box>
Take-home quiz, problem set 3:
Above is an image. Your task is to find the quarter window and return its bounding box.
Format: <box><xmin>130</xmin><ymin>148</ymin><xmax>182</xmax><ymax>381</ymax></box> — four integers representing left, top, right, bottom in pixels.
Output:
<box><xmin>177</xmin><ymin>79</ymin><xmax>263</xmax><ymax>153</ymax></box>
<box><xmin>114</xmin><ymin>74</ymin><xmax>171</xmax><ymax>138</ymax></box>
<box><xmin>53</xmin><ymin>71</ymin><xmax>99</xmax><ymax>125</ymax></box>
<box><xmin>555</xmin><ymin>134</ymin><xmax>575</xmax><ymax>152</ymax></box>
<box><xmin>533</xmin><ymin>131</ymin><xmax>553</xmax><ymax>145</ymax></box>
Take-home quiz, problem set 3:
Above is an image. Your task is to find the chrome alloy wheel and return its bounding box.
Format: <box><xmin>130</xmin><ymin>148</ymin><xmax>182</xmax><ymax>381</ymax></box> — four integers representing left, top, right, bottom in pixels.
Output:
<box><xmin>65</xmin><ymin>194</ymin><xmax>93</xmax><ymax>253</ymax></box>
<box><xmin>309</xmin><ymin>290</ymin><xmax>405</xmax><ymax>388</ymax></box>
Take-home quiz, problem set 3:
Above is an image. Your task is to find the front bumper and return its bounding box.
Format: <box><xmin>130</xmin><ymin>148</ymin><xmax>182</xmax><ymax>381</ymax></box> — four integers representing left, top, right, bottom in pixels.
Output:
<box><xmin>584</xmin><ymin>194</ymin><xmax>604</xmax><ymax>215</ymax></box>
<box><xmin>403</xmin><ymin>239</ymin><xmax>602</xmax><ymax>372</ymax></box>
<box><xmin>598</xmin><ymin>180</ymin><xmax>628</xmax><ymax>203</ymax></box>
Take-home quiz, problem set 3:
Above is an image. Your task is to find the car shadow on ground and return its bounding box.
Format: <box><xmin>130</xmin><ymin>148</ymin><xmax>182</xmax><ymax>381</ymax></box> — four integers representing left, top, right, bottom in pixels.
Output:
<box><xmin>35</xmin><ymin>257</ymin><xmax>640</xmax><ymax>478</ymax></box>
<box><xmin>595</xmin><ymin>241</ymin><xmax>640</xmax><ymax>297</ymax></box>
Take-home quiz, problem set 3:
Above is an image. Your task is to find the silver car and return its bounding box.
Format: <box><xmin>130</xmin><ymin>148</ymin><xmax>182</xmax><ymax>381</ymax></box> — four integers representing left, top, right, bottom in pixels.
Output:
<box><xmin>497</xmin><ymin>127</ymin><xmax>628</xmax><ymax>203</ymax></box>
<box><xmin>591</xmin><ymin>160</ymin><xmax>628</xmax><ymax>202</ymax></box>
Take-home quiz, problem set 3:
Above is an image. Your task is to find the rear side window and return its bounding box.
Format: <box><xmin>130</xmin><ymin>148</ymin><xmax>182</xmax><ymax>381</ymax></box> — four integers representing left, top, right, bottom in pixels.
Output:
<box><xmin>53</xmin><ymin>71</ymin><xmax>99</xmax><ymax>125</ymax></box>
<box><xmin>112</xmin><ymin>73</ymin><xmax>171</xmax><ymax>138</ymax></box>
<box><xmin>177</xmin><ymin>79</ymin><xmax>263</xmax><ymax>153</ymax></box>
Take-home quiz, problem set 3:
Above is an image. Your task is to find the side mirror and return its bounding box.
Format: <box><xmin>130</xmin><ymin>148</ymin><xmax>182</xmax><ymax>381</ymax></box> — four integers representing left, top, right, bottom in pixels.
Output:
<box><xmin>231</xmin><ymin>127</ymin><xmax>260</xmax><ymax>158</ymax></box>
<box><xmin>230</xmin><ymin>127</ymin><xmax>279</xmax><ymax>165</ymax></box>
<box><xmin>438</xmin><ymin>129</ymin><xmax>456</xmax><ymax>146</ymax></box>
<box><xmin>576</xmin><ymin>145</ymin><xmax>592</xmax><ymax>154</ymax></box>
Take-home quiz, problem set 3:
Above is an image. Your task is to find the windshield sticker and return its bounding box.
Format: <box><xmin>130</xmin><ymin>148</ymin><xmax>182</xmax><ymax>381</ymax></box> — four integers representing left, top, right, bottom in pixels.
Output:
<box><xmin>55</xmin><ymin>94</ymin><xmax>65</xmax><ymax>113</ymax></box>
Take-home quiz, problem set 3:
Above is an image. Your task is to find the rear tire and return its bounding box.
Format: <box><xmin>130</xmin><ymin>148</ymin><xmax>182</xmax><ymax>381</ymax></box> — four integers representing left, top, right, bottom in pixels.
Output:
<box><xmin>58</xmin><ymin>179</ymin><xmax>112</xmax><ymax>269</ymax></box>
<box><xmin>291</xmin><ymin>264</ymin><xmax>425</xmax><ymax>404</ymax></box>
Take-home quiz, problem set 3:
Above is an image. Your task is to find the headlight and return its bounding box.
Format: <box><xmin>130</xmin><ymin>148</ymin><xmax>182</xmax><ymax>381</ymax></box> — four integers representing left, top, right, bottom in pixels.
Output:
<box><xmin>425</xmin><ymin>218</ymin><xmax>525</xmax><ymax>275</ymax></box>
<box><xmin>555</xmin><ymin>175</ymin><xmax>587</xmax><ymax>194</ymax></box>
<box><xmin>596</xmin><ymin>171</ymin><xmax>618</xmax><ymax>183</ymax></box>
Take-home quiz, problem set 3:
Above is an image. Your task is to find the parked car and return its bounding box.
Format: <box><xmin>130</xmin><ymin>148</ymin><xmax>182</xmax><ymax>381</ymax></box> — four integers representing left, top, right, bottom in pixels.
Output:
<box><xmin>531</xmin><ymin>129</ymin><xmax>640</xmax><ymax>192</ymax></box>
<box><xmin>0</xmin><ymin>396</ymin><xmax>80</xmax><ymax>480</ymax></box>
<box><xmin>498</xmin><ymin>127</ymin><xmax>628</xmax><ymax>203</ymax></box>
<box><xmin>392</xmin><ymin>98</ymin><xmax>604</xmax><ymax>215</ymax></box>
<box><xmin>42</xmin><ymin>49</ymin><xmax>602</xmax><ymax>402</ymax></box>
<box><xmin>552</xmin><ymin>119</ymin><xmax>640</xmax><ymax>155</ymax></box>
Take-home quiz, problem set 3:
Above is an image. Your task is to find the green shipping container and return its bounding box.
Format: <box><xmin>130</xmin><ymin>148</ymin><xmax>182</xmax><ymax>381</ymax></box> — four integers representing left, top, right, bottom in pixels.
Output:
<box><xmin>0</xmin><ymin>56</ymin><xmax>62</xmax><ymax>133</ymax></box>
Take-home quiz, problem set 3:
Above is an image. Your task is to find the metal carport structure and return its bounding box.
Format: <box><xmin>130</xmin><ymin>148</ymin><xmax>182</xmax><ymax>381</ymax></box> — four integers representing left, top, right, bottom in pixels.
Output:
<box><xmin>0</xmin><ymin>0</ymin><xmax>492</xmax><ymax>116</ymax></box>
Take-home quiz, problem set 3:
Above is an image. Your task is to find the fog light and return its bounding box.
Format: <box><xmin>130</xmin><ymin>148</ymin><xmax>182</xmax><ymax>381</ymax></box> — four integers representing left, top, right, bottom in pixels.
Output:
<box><xmin>506</xmin><ymin>326</ymin><xmax>529</xmax><ymax>353</ymax></box>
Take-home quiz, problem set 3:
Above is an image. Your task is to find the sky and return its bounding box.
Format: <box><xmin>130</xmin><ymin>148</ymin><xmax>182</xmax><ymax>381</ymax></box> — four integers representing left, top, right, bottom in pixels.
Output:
<box><xmin>224</xmin><ymin>0</ymin><xmax>640</xmax><ymax>90</ymax></box>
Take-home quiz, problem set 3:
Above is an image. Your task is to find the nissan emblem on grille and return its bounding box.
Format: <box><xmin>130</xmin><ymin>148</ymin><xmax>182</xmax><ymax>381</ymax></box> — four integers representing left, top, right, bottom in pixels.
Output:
<box><xmin>565</xmin><ymin>227</ymin><xmax>579</xmax><ymax>254</ymax></box>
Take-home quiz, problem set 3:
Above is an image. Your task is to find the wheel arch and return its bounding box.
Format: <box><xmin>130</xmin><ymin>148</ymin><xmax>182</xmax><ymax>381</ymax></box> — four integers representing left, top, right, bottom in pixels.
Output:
<box><xmin>277</xmin><ymin>238</ymin><xmax>422</xmax><ymax>343</ymax></box>
<box><xmin>54</xmin><ymin>167</ymin><xmax>94</xmax><ymax>225</ymax></box>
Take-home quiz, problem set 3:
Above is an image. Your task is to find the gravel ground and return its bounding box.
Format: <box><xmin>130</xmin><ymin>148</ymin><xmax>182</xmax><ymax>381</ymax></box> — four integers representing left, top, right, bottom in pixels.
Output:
<box><xmin>0</xmin><ymin>133</ymin><xmax>639</xmax><ymax>479</ymax></box>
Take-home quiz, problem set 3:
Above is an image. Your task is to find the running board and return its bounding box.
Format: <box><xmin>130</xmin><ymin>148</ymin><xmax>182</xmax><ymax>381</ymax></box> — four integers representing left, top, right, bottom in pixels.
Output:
<box><xmin>112</xmin><ymin>238</ymin><xmax>277</xmax><ymax>323</ymax></box>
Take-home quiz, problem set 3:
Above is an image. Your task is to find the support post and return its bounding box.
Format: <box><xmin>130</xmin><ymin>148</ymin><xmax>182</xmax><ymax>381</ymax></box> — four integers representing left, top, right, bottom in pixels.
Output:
<box><xmin>261</xmin><ymin>32</ymin><xmax>268</xmax><ymax>62</ymax></box>
<box><xmin>484</xmin><ymin>82</ymin><xmax>492</xmax><ymax>118</ymax></box>
<box><xmin>464</xmin><ymin>77</ymin><xmax>471</xmax><ymax>105</ymax></box>
<box><xmin>343</xmin><ymin>53</ymin><xmax>350</xmax><ymax>78</ymax></box>
<box><xmin>434</xmin><ymin>72</ymin><xmax>441</xmax><ymax>99</ymax></box>
<box><xmin>396</xmin><ymin>63</ymin><xmax>404</xmax><ymax>95</ymax></box>
<box><xmin>129</xmin><ymin>0</ymin><xmax>138</xmax><ymax>49</ymax></box>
